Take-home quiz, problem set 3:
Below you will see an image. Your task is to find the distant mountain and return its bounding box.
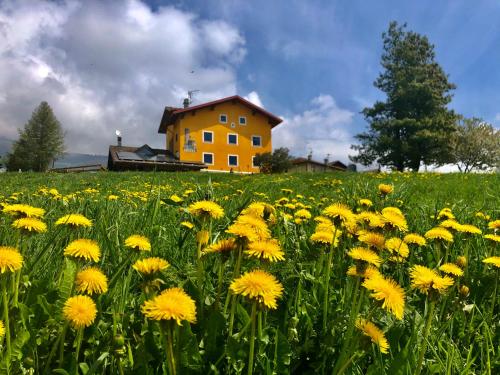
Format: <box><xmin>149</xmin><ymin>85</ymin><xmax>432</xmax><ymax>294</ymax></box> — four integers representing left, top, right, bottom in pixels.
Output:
<box><xmin>0</xmin><ymin>137</ymin><xmax>13</xmax><ymax>156</ymax></box>
<box><xmin>0</xmin><ymin>137</ymin><xmax>107</xmax><ymax>167</ymax></box>
<box><xmin>53</xmin><ymin>153</ymin><xmax>108</xmax><ymax>168</ymax></box>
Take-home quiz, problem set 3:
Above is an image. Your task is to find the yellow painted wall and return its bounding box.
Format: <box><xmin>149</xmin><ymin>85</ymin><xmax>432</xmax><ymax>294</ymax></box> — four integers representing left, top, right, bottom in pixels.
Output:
<box><xmin>169</xmin><ymin>101</ymin><xmax>272</xmax><ymax>172</ymax></box>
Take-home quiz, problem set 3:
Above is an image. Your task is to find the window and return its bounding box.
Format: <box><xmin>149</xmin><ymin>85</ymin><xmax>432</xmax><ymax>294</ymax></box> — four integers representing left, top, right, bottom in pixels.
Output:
<box><xmin>184</xmin><ymin>128</ymin><xmax>190</xmax><ymax>141</ymax></box>
<box><xmin>252</xmin><ymin>135</ymin><xmax>262</xmax><ymax>147</ymax></box>
<box><xmin>228</xmin><ymin>155</ymin><xmax>238</xmax><ymax>167</ymax></box>
<box><xmin>227</xmin><ymin>133</ymin><xmax>238</xmax><ymax>145</ymax></box>
<box><xmin>219</xmin><ymin>114</ymin><xmax>227</xmax><ymax>124</ymax></box>
<box><xmin>252</xmin><ymin>156</ymin><xmax>258</xmax><ymax>168</ymax></box>
<box><xmin>175</xmin><ymin>133</ymin><xmax>178</xmax><ymax>142</ymax></box>
<box><xmin>203</xmin><ymin>131</ymin><xmax>213</xmax><ymax>143</ymax></box>
<box><xmin>203</xmin><ymin>153</ymin><xmax>214</xmax><ymax>165</ymax></box>
<box><xmin>239</xmin><ymin>116</ymin><xmax>246</xmax><ymax>125</ymax></box>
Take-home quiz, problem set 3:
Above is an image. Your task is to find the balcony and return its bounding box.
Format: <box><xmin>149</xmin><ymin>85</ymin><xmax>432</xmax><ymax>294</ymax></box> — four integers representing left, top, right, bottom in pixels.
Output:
<box><xmin>183</xmin><ymin>139</ymin><xmax>197</xmax><ymax>152</ymax></box>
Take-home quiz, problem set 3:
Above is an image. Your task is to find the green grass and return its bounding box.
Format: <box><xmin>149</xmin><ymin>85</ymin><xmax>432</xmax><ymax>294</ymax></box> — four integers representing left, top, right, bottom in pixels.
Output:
<box><xmin>0</xmin><ymin>171</ymin><xmax>498</xmax><ymax>374</ymax></box>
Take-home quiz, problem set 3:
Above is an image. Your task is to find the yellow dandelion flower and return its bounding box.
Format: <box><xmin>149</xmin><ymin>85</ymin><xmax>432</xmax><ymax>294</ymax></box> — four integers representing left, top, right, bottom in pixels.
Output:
<box><xmin>124</xmin><ymin>235</ymin><xmax>151</xmax><ymax>251</ymax></box>
<box><xmin>455</xmin><ymin>224</ymin><xmax>482</xmax><ymax>235</ymax></box>
<box><xmin>362</xmin><ymin>275</ymin><xmax>405</xmax><ymax>320</ymax></box>
<box><xmin>382</xmin><ymin>210</ymin><xmax>408</xmax><ymax>232</ymax></box>
<box><xmin>439</xmin><ymin>219</ymin><xmax>460</xmax><ymax>230</ymax></box>
<box><xmin>310</xmin><ymin>230</ymin><xmax>341</xmax><ymax>247</ymax></box>
<box><xmin>358</xmin><ymin>232</ymin><xmax>385</xmax><ymax>251</ymax></box>
<box><xmin>437</xmin><ymin>208</ymin><xmax>455</xmax><ymax>220</ymax></box>
<box><xmin>188</xmin><ymin>200</ymin><xmax>224</xmax><ymax>219</ymax></box>
<box><xmin>425</xmin><ymin>227</ymin><xmax>453</xmax><ymax>243</ymax></box>
<box><xmin>169</xmin><ymin>194</ymin><xmax>183</xmax><ymax>203</ymax></box>
<box><xmin>64</xmin><ymin>239</ymin><xmax>101</xmax><ymax>262</ymax></box>
<box><xmin>456</xmin><ymin>256</ymin><xmax>467</xmax><ymax>268</ymax></box>
<box><xmin>323</xmin><ymin>203</ymin><xmax>354</xmax><ymax>223</ymax></box>
<box><xmin>294</xmin><ymin>209</ymin><xmax>312</xmax><ymax>220</ymax></box>
<box><xmin>2</xmin><ymin>204</ymin><xmax>45</xmax><ymax>218</ymax></box>
<box><xmin>359</xmin><ymin>199</ymin><xmax>373</xmax><ymax>207</ymax></box>
<box><xmin>63</xmin><ymin>295</ymin><xmax>97</xmax><ymax>328</ymax></box>
<box><xmin>230</xmin><ymin>269</ymin><xmax>284</xmax><ymax>309</ymax></box>
<box><xmin>385</xmin><ymin>237</ymin><xmax>409</xmax><ymax>258</ymax></box>
<box><xmin>403</xmin><ymin>233</ymin><xmax>426</xmax><ymax>246</ymax></box>
<box><xmin>227</xmin><ymin>214</ymin><xmax>270</xmax><ymax>242</ymax></box>
<box><xmin>378</xmin><ymin>184</ymin><xmax>393</xmax><ymax>195</ymax></box>
<box><xmin>75</xmin><ymin>267</ymin><xmax>108</xmax><ymax>295</ymax></box>
<box><xmin>142</xmin><ymin>287</ymin><xmax>196</xmax><ymax>325</ymax></box>
<box><xmin>347</xmin><ymin>265</ymin><xmax>381</xmax><ymax>279</ymax></box>
<box><xmin>246</xmin><ymin>239</ymin><xmax>284</xmax><ymax>262</ymax></box>
<box><xmin>204</xmin><ymin>238</ymin><xmax>237</xmax><ymax>254</ymax></box>
<box><xmin>0</xmin><ymin>246</ymin><xmax>24</xmax><ymax>273</ymax></box>
<box><xmin>348</xmin><ymin>247</ymin><xmax>382</xmax><ymax>267</ymax></box>
<box><xmin>180</xmin><ymin>221</ymin><xmax>194</xmax><ymax>229</ymax></box>
<box><xmin>241</xmin><ymin>202</ymin><xmax>266</xmax><ymax>217</ymax></box>
<box><xmin>484</xmin><ymin>234</ymin><xmax>500</xmax><ymax>243</ymax></box>
<box><xmin>55</xmin><ymin>214</ymin><xmax>92</xmax><ymax>227</ymax></box>
<box><xmin>357</xmin><ymin>212</ymin><xmax>385</xmax><ymax>228</ymax></box>
<box><xmin>410</xmin><ymin>265</ymin><xmax>454</xmax><ymax>294</ymax></box>
<box><xmin>487</xmin><ymin>219</ymin><xmax>500</xmax><ymax>230</ymax></box>
<box><xmin>439</xmin><ymin>263</ymin><xmax>464</xmax><ymax>277</ymax></box>
<box><xmin>356</xmin><ymin>319</ymin><xmax>389</xmax><ymax>354</ymax></box>
<box><xmin>12</xmin><ymin>217</ymin><xmax>47</xmax><ymax>233</ymax></box>
<box><xmin>107</xmin><ymin>195</ymin><xmax>119</xmax><ymax>201</ymax></box>
<box><xmin>482</xmin><ymin>256</ymin><xmax>500</xmax><ymax>268</ymax></box>
<box><xmin>314</xmin><ymin>216</ymin><xmax>333</xmax><ymax>225</ymax></box>
<box><xmin>133</xmin><ymin>257</ymin><xmax>170</xmax><ymax>275</ymax></box>
<box><xmin>0</xmin><ymin>320</ymin><xmax>4</xmax><ymax>338</ymax></box>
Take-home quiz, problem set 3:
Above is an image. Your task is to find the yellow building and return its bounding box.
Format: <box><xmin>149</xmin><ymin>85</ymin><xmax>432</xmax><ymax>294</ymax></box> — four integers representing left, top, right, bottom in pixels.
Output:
<box><xmin>158</xmin><ymin>95</ymin><xmax>283</xmax><ymax>173</ymax></box>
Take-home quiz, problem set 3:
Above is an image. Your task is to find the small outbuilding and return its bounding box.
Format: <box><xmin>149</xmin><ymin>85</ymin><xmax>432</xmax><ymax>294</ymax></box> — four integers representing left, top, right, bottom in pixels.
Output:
<box><xmin>289</xmin><ymin>156</ymin><xmax>347</xmax><ymax>173</ymax></box>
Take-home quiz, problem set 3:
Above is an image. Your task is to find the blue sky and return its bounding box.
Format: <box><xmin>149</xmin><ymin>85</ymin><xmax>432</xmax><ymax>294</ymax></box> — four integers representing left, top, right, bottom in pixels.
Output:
<box><xmin>0</xmin><ymin>0</ymin><xmax>499</xmax><ymax>162</ymax></box>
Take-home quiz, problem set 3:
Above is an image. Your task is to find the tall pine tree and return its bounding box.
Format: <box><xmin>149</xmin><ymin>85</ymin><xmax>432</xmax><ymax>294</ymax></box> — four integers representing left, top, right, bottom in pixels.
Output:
<box><xmin>7</xmin><ymin>102</ymin><xmax>65</xmax><ymax>171</ymax></box>
<box><xmin>350</xmin><ymin>22</ymin><xmax>457</xmax><ymax>171</ymax></box>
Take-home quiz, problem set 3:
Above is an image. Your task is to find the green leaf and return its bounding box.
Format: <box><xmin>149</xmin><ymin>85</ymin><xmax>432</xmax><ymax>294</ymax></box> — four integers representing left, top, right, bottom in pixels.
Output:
<box><xmin>273</xmin><ymin>329</ymin><xmax>292</xmax><ymax>374</ymax></box>
<box><xmin>178</xmin><ymin>322</ymin><xmax>202</xmax><ymax>372</ymax></box>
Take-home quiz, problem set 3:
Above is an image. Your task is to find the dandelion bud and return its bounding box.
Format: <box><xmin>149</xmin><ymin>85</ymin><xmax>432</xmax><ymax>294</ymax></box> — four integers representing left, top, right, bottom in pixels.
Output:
<box><xmin>196</xmin><ymin>230</ymin><xmax>210</xmax><ymax>246</ymax></box>
<box><xmin>459</xmin><ymin>285</ymin><xmax>470</xmax><ymax>298</ymax></box>
<box><xmin>456</xmin><ymin>256</ymin><xmax>467</xmax><ymax>268</ymax></box>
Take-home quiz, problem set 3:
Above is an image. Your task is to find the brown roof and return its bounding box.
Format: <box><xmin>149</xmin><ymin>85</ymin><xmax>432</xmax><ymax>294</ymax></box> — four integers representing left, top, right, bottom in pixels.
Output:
<box><xmin>158</xmin><ymin>95</ymin><xmax>283</xmax><ymax>133</ymax></box>
<box><xmin>108</xmin><ymin>144</ymin><xmax>205</xmax><ymax>171</ymax></box>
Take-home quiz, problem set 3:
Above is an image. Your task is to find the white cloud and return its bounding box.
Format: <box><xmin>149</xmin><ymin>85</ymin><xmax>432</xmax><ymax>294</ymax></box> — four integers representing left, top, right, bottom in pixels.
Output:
<box><xmin>273</xmin><ymin>95</ymin><xmax>355</xmax><ymax>163</ymax></box>
<box><xmin>244</xmin><ymin>91</ymin><xmax>263</xmax><ymax>107</ymax></box>
<box><xmin>495</xmin><ymin>113</ymin><xmax>500</xmax><ymax>123</ymax></box>
<box><xmin>0</xmin><ymin>0</ymin><xmax>246</xmax><ymax>153</ymax></box>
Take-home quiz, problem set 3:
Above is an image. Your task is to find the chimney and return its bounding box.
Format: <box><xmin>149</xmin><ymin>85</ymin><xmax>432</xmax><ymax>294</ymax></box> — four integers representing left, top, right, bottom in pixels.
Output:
<box><xmin>183</xmin><ymin>98</ymin><xmax>190</xmax><ymax>108</ymax></box>
<box><xmin>307</xmin><ymin>151</ymin><xmax>312</xmax><ymax>161</ymax></box>
<box><xmin>117</xmin><ymin>135</ymin><xmax>122</xmax><ymax>147</ymax></box>
<box><xmin>324</xmin><ymin>158</ymin><xmax>329</xmax><ymax>165</ymax></box>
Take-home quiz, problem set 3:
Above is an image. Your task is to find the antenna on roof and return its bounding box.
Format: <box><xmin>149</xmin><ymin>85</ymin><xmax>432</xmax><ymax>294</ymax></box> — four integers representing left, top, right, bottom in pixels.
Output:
<box><xmin>183</xmin><ymin>90</ymin><xmax>200</xmax><ymax>108</ymax></box>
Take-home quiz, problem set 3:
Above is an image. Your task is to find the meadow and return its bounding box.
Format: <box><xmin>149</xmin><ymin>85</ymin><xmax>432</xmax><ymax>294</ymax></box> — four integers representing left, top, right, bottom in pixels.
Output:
<box><xmin>0</xmin><ymin>171</ymin><xmax>498</xmax><ymax>374</ymax></box>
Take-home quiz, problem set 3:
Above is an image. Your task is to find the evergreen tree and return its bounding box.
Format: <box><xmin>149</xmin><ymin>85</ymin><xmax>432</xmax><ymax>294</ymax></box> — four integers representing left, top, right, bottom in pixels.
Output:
<box><xmin>7</xmin><ymin>102</ymin><xmax>65</xmax><ymax>171</ymax></box>
<box><xmin>350</xmin><ymin>22</ymin><xmax>457</xmax><ymax>171</ymax></box>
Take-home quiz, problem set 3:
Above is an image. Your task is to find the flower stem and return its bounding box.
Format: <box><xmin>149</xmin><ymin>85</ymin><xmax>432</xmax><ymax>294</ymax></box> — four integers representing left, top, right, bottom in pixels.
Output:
<box><xmin>415</xmin><ymin>299</ymin><xmax>436</xmax><ymax>375</ymax></box>
<box><xmin>248</xmin><ymin>301</ymin><xmax>257</xmax><ymax>375</ymax></box>
<box><xmin>74</xmin><ymin>327</ymin><xmax>84</xmax><ymax>373</ymax></box>
<box><xmin>164</xmin><ymin>322</ymin><xmax>176</xmax><ymax>375</ymax></box>
<box><xmin>2</xmin><ymin>278</ymin><xmax>11</xmax><ymax>375</ymax></box>
<box><xmin>322</xmin><ymin>226</ymin><xmax>338</xmax><ymax>331</ymax></box>
<box><xmin>490</xmin><ymin>269</ymin><xmax>498</xmax><ymax>322</ymax></box>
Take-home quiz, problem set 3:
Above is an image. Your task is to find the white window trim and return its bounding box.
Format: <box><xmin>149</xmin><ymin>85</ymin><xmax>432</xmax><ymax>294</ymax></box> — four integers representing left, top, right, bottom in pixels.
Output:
<box><xmin>219</xmin><ymin>114</ymin><xmax>228</xmax><ymax>124</ymax></box>
<box><xmin>228</xmin><ymin>154</ymin><xmax>239</xmax><ymax>167</ymax></box>
<box><xmin>239</xmin><ymin>116</ymin><xmax>247</xmax><ymax>125</ymax></box>
<box><xmin>227</xmin><ymin>133</ymin><xmax>238</xmax><ymax>145</ymax></box>
<box><xmin>252</xmin><ymin>155</ymin><xmax>258</xmax><ymax>168</ymax></box>
<box><xmin>202</xmin><ymin>130</ymin><xmax>214</xmax><ymax>144</ymax></box>
<box><xmin>251</xmin><ymin>135</ymin><xmax>262</xmax><ymax>147</ymax></box>
<box><xmin>202</xmin><ymin>152</ymin><xmax>214</xmax><ymax>165</ymax></box>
